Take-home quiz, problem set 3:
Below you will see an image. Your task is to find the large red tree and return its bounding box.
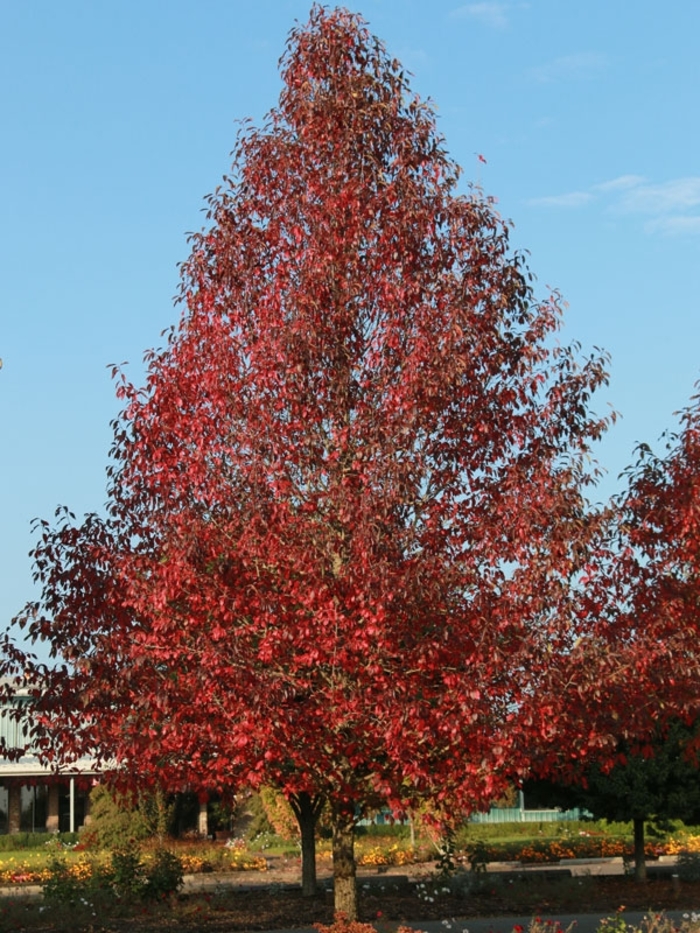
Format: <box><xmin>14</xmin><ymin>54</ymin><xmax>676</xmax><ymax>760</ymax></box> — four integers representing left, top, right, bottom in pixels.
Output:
<box><xmin>3</xmin><ymin>7</ymin><xmax>613</xmax><ymax>918</ymax></box>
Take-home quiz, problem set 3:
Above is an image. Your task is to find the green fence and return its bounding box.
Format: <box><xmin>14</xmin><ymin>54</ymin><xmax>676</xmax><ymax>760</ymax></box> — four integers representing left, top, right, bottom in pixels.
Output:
<box><xmin>470</xmin><ymin>806</ymin><xmax>588</xmax><ymax>823</ymax></box>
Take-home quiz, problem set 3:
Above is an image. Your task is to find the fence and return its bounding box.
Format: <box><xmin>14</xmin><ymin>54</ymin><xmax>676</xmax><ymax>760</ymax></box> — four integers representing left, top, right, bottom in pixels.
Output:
<box><xmin>470</xmin><ymin>806</ymin><xmax>588</xmax><ymax>824</ymax></box>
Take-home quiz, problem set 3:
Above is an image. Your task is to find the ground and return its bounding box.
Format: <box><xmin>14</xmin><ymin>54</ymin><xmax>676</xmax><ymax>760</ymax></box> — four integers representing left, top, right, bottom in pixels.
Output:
<box><xmin>145</xmin><ymin>875</ymin><xmax>700</xmax><ymax>931</ymax></box>
<box><xmin>5</xmin><ymin>859</ymin><xmax>700</xmax><ymax>932</ymax></box>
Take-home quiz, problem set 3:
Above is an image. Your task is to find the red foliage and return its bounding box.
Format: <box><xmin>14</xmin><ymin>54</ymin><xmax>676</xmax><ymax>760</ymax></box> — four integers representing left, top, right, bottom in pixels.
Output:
<box><xmin>531</xmin><ymin>385</ymin><xmax>700</xmax><ymax>783</ymax></box>
<box><xmin>3</xmin><ymin>0</ymin><xmax>613</xmax><ymax>877</ymax></box>
<box><xmin>614</xmin><ymin>389</ymin><xmax>700</xmax><ymax>729</ymax></box>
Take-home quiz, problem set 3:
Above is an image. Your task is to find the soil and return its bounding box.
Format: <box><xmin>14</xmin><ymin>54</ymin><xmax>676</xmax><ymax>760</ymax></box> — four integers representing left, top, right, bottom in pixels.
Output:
<box><xmin>9</xmin><ymin>859</ymin><xmax>700</xmax><ymax>933</ymax></box>
<box><xmin>158</xmin><ymin>875</ymin><xmax>700</xmax><ymax>932</ymax></box>
<box><xmin>107</xmin><ymin>860</ymin><xmax>700</xmax><ymax>933</ymax></box>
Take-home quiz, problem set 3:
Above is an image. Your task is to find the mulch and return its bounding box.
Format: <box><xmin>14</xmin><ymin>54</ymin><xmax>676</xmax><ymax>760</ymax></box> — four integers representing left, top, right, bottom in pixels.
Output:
<box><xmin>7</xmin><ymin>860</ymin><xmax>700</xmax><ymax>932</ymax></box>
<box><xmin>103</xmin><ymin>867</ymin><xmax>700</xmax><ymax>933</ymax></box>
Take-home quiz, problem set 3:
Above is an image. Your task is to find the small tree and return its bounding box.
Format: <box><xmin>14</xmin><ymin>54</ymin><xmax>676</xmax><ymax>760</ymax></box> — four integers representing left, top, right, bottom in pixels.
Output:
<box><xmin>527</xmin><ymin>720</ymin><xmax>700</xmax><ymax>882</ymax></box>
<box><xmin>2</xmin><ymin>6</ymin><xmax>613</xmax><ymax>919</ymax></box>
<box><xmin>616</xmin><ymin>388</ymin><xmax>700</xmax><ymax>721</ymax></box>
<box><xmin>527</xmin><ymin>387</ymin><xmax>700</xmax><ymax>882</ymax></box>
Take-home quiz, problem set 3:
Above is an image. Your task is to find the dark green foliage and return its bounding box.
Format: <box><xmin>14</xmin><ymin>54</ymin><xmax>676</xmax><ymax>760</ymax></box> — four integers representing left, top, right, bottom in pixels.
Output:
<box><xmin>525</xmin><ymin>721</ymin><xmax>700</xmax><ymax>881</ymax></box>
<box><xmin>243</xmin><ymin>792</ymin><xmax>276</xmax><ymax>840</ymax></box>
<box><xmin>86</xmin><ymin>784</ymin><xmax>176</xmax><ymax>848</ymax></box>
<box><xmin>677</xmin><ymin>849</ymin><xmax>700</xmax><ymax>882</ymax></box>
<box><xmin>435</xmin><ymin>831</ymin><xmax>457</xmax><ymax>879</ymax></box>
<box><xmin>355</xmin><ymin>822</ymin><xmax>411</xmax><ymax>839</ymax></box>
<box><xmin>142</xmin><ymin>848</ymin><xmax>184</xmax><ymax>899</ymax></box>
<box><xmin>85</xmin><ymin>784</ymin><xmax>152</xmax><ymax>848</ymax></box>
<box><xmin>467</xmin><ymin>839</ymin><xmax>490</xmax><ymax>873</ymax></box>
<box><xmin>111</xmin><ymin>847</ymin><xmax>147</xmax><ymax>897</ymax></box>
<box><xmin>526</xmin><ymin>722</ymin><xmax>700</xmax><ymax>824</ymax></box>
<box><xmin>0</xmin><ymin>832</ymin><xmax>79</xmax><ymax>851</ymax></box>
<box><xmin>42</xmin><ymin>847</ymin><xmax>183</xmax><ymax>910</ymax></box>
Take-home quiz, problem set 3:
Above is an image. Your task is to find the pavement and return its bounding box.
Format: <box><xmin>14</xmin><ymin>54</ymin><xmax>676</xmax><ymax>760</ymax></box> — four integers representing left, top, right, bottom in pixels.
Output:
<box><xmin>299</xmin><ymin>912</ymin><xmax>696</xmax><ymax>933</ymax></box>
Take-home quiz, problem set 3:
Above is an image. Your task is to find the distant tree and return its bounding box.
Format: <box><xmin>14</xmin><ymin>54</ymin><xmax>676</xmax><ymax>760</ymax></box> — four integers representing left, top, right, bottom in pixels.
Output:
<box><xmin>86</xmin><ymin>784</ymin><xmax>174</xmax><ymax>849</ymax></box>
<box><xmin>526</xmin><ymin>721</ymin><xmax>700</xmax><ymax>882</ymax></box>
<box><xmin>527</xmin><ymin>387</ymin><xmax>700</xmax><ymax>882</ymax></box>
<box><xmin>1</xmin><ymin>6</ymin><xmax>613</xmax><ymax>920</ymax></box>
<box><xmin>615</xmin><ymin>389</ymin><xmax>700</xmax><ymax>723</ymax></box>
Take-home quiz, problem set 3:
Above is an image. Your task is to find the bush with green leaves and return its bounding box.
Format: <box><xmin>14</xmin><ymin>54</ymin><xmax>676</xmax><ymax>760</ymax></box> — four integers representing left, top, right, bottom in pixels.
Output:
<box><xmin>677</xmin><ymin>849</ymin><xmax>700</xmax><ymax>882</ymax></box>
<box><xmin>142</xmin><ymin>848</ymin><xmax>183</xmax><ymax>899</ymax></box>
<box><xmin>84</xmin><ymin>784</ymin><xmax>176</xmax><ymax>849</ymax></box>
<box><xmin>42</xmin><ymin>853</ymin><xmax>113</xmax><ymax>908</ymax></box>
<box><xmin>41</xmin><ymin>847</ymin><xmax>183</xmax><ymax>910</ymax></box>
<box><xmin>84</xmin><ymin>784</ymin><xmax>152</xmax><ymax>848</ymax></box>
<box><xmin>110</xmin><ymin>847</ymin><xmax>147</xmax><ymax>897</ymax></box>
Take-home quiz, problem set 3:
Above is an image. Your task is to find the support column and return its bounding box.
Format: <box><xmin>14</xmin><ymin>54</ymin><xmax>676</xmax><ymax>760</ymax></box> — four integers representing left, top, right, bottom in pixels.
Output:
<box><xmin>7</xmin><ymin>784</ymin><xmax>21</xmax><ymax>834</ymax></box>
<box><xmin>46</xmin><ymin>784</ymin><xmax>60</xmax><ymax>832</ymax></box>
<box><xmin>198</xmin><ymin>800</ymin><xmax>209</xmax><ymax>837</ymax></box>
<box><xmin>82</xmin><ymin>785</ymin><xmax>92</xmax><ymax>827</ymax></box>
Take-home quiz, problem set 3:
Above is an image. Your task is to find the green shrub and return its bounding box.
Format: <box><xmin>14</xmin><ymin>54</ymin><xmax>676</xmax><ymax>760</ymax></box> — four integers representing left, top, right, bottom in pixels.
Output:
<box><xmin>243</xmin><ymin>792</ymin><xmax>276</xmax><ymax>840</ymax></box>
<box><xmin>111</xmin><ymin>847</ymin><xmax>147</xmax><ymax>897</ymax></box>
<box><xmin>356</xmin><ymin>822</ymin><xmax>412</xmax><ymax>839</ymax></box>
<box><xmin>42</xmin><ymin>852</ymin><xmax>113</xmax><ymax>908</ymax></box>
<box><xmin>677</xmin><ymin>849</ymin><xmax>700</xmax><ymax>882</ymax></box>
<box><xmin>143</xmin><ymin>848</ymin><xmax>183</xmax><ymax>899</ymax></box>
<box><xmin>85</xmin><ymin>784</ymin><xmax>175</xmax><ymax>848</ymax></box>
<box><xmin>0</xmin><ymin>832</ymin><xmax>79</xmax><ymax>851</ymax></box>
<box><xmin>41</xmin><ymin>845</ymin><xmax>183</xmax><ymax>910</ymax></box>
<box><xmin>84</xmin><ymin>784</ymin><xmax>152</xmax><ymax>848</ymax></box>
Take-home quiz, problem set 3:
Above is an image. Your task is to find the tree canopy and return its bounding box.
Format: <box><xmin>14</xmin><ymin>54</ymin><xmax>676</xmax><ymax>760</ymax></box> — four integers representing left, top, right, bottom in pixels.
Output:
<box><xmin>1</xmin><ymin>6</ymin><xmax>615</xmax><ymax>918</ymax></box>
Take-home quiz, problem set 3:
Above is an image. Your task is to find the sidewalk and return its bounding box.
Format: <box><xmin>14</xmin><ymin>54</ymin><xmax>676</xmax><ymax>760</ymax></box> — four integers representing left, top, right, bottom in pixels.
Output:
<box><xmin>264</xmin><ymin>913</ymin><xmax>695</xmax><ymax>933</ymax></box>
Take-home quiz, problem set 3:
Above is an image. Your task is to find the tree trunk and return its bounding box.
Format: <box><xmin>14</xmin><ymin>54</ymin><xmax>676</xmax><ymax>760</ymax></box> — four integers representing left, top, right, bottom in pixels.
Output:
<box><xmin>633</xmin><ymin>816</ymin><xmax>647</xmax><ymax>883</ymax></box>
<box><xmin>289</xmin><ymin>791</ymin><xmax>323</xmax><ymax>897</ymax></box>
<box><xmin>332</xmin><ymin>803</ymin><xmax>357</xmax><ymax>920</ymax></box>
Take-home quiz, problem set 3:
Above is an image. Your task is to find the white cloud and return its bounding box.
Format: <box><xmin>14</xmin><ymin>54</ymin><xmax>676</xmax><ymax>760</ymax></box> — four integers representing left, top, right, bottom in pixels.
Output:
<box><xmin>615</xmin><ymin>177</ymin><xmax>700</xmax><ymax>215</ymax></box>
<box><xmin>527</xmin><ymin>191</ymin><xmax>595</xmax><ymax>209</ymax></box>
<box><xmin>528</xmin><ymin>174</ymin><xmax>700</xmax><ymax>237</ymax></box>
<box><xmin>528</xmin><ymin>52</ymin><xmax>607</xmax><ymax>84</ymax></box>
<box><xmin>593</xmin><ymin>175</ymin><xmax>647</xmax><ymax>193</ymax></box>
<box><xmin>644</xmin><ymin>215</ymin><xmax>700</xmax><ymax>237</ymax></box>
<box><xmin>450</xmin><ymin>3</ymin><xmax>510</xmax><ymax>28</ymax></box>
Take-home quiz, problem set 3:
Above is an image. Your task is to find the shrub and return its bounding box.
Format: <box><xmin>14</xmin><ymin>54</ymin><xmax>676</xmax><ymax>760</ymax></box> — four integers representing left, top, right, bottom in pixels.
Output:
<box><xmin>111</xmin><ymin>847</ymin><xmax>147</xmax><ymax>897</ymax></box>
<box><xmin>356</xmin><ymin>822</ymin><xmax>412</xmax><ymax>839</ymax></box>
<box><xmin>259</xmin><ymin>787</ymin><xmax>298</xmax><ymax>841</ymax></box>
<box><xmin>84</xmin><ymin>784</ymin><xmax>152</xmax><ymax>849</ymax></box>
<box><xmin>677</xmin><ymin>849</ymin><xmax>700</xmax><ymax>882</ymax></box>
<box><xmin>42</xmin><ymin>852</ymin><xmax>113</xmax><ymax>908</ymax></box>
<box><xmin>143</xmin><ymin>848</ymin><xmax>183</xmax><ymax>899</ymax></box>
<box><xmin>242</xmin><ymin>792</ymin><xmax>276</xmax><ymax>840</ymax></box>
<box><xmin>0</xmin><ymin>832</ymin><xmax>79</xmax><ymax>851</ymax></box>
<box><xmin>42</xmin><ymin>846</ymin><xmax>183</xmax><ymax>909</ymax></box>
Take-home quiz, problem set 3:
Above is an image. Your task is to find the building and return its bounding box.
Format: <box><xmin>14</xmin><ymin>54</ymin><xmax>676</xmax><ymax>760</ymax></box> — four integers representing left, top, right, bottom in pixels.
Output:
<box><xmin>0</xmin><ymin>684</ymin><xmax>96</xmax><ymax>834</ymax></box>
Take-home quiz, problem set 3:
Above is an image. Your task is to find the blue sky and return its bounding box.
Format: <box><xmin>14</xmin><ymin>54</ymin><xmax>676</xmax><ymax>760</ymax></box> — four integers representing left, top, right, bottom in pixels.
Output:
<box><xmin>2</xmin><ymin>1</ymin><xmax>699</xmax><ymax>633</ymax></box>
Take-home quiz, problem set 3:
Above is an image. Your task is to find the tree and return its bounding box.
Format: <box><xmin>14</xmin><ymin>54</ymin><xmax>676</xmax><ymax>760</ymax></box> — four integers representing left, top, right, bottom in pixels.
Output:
<box><xmin>2</xmin><ymin>6</ymin><xmax>613</xmax><ymax>919</ymax></box>
<box><xmin>615</xmin><ymin>388</ymin><xmax>700</xmax><ymax>721</ymax></box>
<box><xmin>556</xmin><ymin>389</ymin><xmax>700</xmax><ymax>761</ymax></box>
<box><xmin>525</xmin><ymin>387</ymin><xmax>700</xmax><ymax>883</ymax></box>
<box><xmin>526</xmin><ymin>720</ymin><xmax>700</xmax><ymax>882</ymax></box>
